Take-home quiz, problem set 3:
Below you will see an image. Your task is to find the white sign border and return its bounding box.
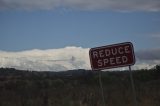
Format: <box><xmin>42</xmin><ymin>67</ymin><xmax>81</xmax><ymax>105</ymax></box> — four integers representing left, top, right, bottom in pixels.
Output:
<box><xmin>89</xmin><ymin>42</ymin><xmax>136</xmax><ymax>70</ymax></box>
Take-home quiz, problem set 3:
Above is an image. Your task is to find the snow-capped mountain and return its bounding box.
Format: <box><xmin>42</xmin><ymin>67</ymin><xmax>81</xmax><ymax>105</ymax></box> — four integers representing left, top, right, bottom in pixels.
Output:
<box><xmin>0</xmin><ymin>47</ymin><xmax>90</xmax><ymax>71</ymax></box>
<box><xmin>0</xmin><ymin>46</ymin><xmax>160</xmax><ymax>71</ymax></box>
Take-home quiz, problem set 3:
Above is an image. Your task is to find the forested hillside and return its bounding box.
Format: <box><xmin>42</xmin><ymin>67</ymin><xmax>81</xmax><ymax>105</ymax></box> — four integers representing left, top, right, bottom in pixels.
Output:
<box><xmin>0</xmin><ymin>67</ymin><xmax>160</xmax><ymax>106</ymax></box>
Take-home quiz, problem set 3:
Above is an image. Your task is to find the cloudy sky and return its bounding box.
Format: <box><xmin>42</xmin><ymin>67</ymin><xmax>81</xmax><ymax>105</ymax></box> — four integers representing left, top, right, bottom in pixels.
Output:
<box><xmin>0</xmin><ymin>0</ymin><xmax>160</xmax><ymax>71</ymax></box>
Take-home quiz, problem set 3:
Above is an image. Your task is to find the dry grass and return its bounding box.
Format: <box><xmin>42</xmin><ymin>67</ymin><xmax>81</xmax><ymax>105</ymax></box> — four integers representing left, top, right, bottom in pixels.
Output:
<box><xmin>0</xmin><ymin>68</ymin><xmax>160</xmax><ymax>106</ymax></box>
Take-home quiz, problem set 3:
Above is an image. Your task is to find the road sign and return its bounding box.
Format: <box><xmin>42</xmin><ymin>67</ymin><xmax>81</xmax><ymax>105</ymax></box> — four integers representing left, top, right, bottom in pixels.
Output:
<box><xmin>89</xmin><ymin>42</ymin><xmax>135</xmax><ymax>70</ymax></box>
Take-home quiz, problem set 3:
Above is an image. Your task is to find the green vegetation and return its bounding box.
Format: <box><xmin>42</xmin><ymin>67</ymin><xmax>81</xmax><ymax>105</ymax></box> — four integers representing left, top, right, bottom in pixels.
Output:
<box><xmin>0</xmin><ymin>66</ymin><xmax>160</xmax><ymax>106</ymax></box>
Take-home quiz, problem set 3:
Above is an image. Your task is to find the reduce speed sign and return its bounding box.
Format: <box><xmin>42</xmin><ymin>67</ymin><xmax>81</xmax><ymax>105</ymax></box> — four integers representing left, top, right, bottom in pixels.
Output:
<box><xmin>89</xmin><ymin>42</ymin><xmax>135</xmax><ymax>70</ymax></box>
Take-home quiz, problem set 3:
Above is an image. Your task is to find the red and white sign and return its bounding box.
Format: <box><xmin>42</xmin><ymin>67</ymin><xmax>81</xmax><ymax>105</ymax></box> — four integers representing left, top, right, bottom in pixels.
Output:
<box><xmin>89</xmin><ymin>42</ymin><xmax>135</xmax><ymax>70</ymax></box>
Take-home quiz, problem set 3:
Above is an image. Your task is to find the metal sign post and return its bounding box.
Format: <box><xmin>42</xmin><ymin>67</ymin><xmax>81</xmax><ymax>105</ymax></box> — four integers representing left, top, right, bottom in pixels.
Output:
<box><xmin>99</xmin><ymin>70</ymin><xmax>106</xmax><ymax>106</ymax></box>
<box><xmin>129</xmin><ymin>66</ymin><xmax>138</xmax><ymax>106</ymax></box>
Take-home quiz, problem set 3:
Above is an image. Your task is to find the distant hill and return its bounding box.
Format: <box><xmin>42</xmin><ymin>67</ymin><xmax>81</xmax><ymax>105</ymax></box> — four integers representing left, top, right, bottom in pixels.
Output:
<box><xmin>0</xmin><ymin>67</ymin><xmax>160</xmax><ymax>106</ymax></box>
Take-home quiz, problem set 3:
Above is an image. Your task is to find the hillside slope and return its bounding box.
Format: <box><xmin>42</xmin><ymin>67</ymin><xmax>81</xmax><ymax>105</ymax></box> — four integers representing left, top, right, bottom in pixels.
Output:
<box><xmin>0</xmin><ymin>68</ymin><xmax>160</xmax><ymax>106</ymax></box>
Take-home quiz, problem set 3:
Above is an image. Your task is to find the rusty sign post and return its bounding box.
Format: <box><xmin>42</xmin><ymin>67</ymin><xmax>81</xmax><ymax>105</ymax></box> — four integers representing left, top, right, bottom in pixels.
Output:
<box><xmin>89</xmin><ymin>42</ymin><xmax>137</xmax><ymax>106</ymax></box>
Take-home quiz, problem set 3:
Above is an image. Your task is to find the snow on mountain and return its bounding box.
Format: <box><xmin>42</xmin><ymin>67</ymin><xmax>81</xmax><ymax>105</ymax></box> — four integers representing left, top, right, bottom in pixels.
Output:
<box><xmin>0</xmin><ymin>47</ymin><xmax>159</xmax><ymax>71</ymax></box>
<box><xmin>0</xmin><ymin>46</ymin><xmax>90</xmax><ymax>71</ymax></box>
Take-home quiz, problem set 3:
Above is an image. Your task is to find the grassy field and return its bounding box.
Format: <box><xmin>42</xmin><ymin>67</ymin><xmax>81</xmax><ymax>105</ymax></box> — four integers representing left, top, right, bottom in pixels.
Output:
<box><xmin>0</xmin><ymin>67</ymin><xmax>160</xmax><ymax>106</ymax></box>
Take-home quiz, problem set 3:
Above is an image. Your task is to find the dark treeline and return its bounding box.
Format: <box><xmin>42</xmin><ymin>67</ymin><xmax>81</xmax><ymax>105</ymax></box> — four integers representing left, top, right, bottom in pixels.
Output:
<box><xmin>0</xmin><ymin>66</ymin><xmax>160</xmax><ymax>106</ymax></box>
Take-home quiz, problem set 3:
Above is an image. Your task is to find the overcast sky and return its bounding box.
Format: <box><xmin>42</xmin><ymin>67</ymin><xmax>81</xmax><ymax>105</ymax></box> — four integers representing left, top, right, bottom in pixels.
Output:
<box><xmin>0</xmin><ymin>0</ymin><xmax>160</xmax><ymax>71</ymax></box>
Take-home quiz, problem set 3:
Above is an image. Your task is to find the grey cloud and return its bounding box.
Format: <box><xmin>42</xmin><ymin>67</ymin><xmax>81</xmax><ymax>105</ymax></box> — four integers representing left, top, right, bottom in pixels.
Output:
<box><xmin>136</xmin><ymin>48</ymin><xmax>160</xmax><ymax>60</ymax></box>
<box><xmin>0</xmin><ymin>0</ymin><xmax>61</xmax><ymax>10</ymax></box>
<box><xmin>0</xmin><ymin>0</ymin><xmax>160</xmax><ymax>11</ymax></box>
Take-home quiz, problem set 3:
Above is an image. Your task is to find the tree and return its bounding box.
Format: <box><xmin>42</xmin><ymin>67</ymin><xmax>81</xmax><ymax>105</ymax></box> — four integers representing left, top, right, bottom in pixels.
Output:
<box><xmin>155</xmin><ymin>65</ymin><xmax>160</xmax><ymax>71</ymax></box>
